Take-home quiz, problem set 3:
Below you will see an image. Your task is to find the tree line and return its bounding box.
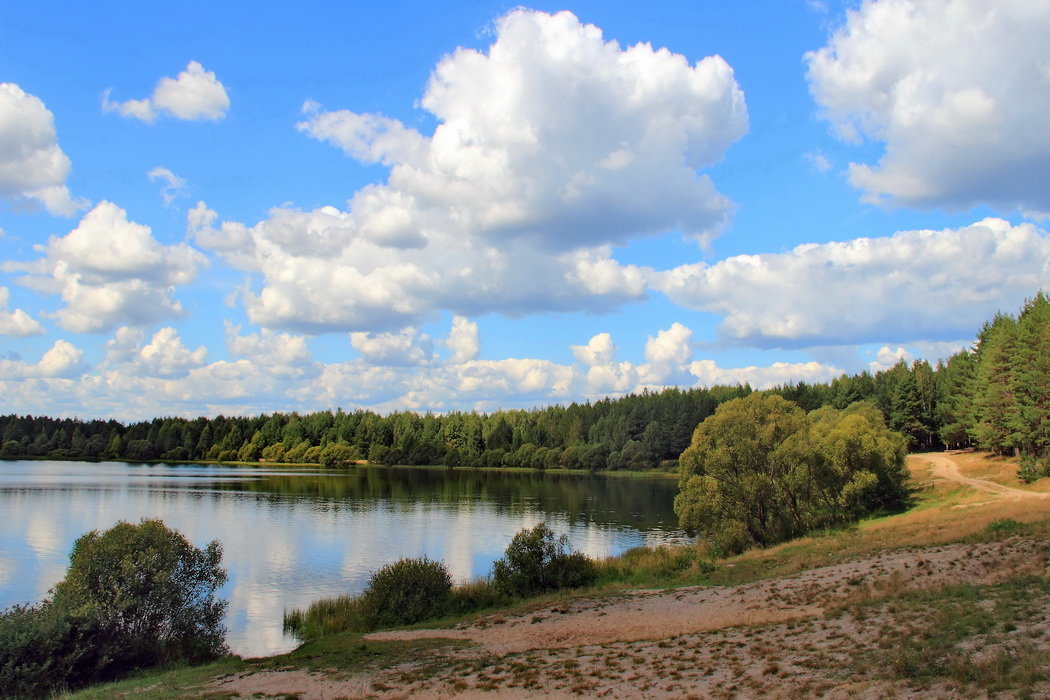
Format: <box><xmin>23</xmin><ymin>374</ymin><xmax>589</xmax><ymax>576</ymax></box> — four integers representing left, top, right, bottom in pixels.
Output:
<box><xmin>1</xmin><ymin>293</ymin><xmax>1046</xmax><ymax>470</ymax></box>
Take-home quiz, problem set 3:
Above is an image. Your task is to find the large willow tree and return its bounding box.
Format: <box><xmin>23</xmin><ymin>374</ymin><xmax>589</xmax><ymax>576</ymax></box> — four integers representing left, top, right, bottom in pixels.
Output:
<box><xmin>674</xmin><ymin>394</ymin><xmax>907</xmax><ymax>554</ymax></box>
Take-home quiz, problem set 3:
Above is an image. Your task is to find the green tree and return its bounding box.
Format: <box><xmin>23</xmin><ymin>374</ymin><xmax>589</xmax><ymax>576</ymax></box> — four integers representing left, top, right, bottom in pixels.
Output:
<box><xmin>1013</xmin><ymin>293</ymin><xmax>1050</xmax><ymax>455</ymax></box>
<box><xmin>675</xmin><ymin>394</ymin><xmax>906</xmax><ymax>554</ymax></box>
<box><xmin>50</xmin><ymin>519</ymin><xmax>228</xmax><ymax>667</ymax></box>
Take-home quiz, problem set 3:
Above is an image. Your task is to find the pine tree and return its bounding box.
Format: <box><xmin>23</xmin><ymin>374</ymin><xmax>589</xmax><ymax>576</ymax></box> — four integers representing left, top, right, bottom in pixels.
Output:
<box><xmin>1013</xmin><ymin>293</ymin><xmax>1050</xmax><ymax>455</ymax></box>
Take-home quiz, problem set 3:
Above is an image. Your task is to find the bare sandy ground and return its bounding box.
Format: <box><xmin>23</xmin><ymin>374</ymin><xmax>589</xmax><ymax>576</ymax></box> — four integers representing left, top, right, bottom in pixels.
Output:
<box><xmin>208</xmin><ymin>453</ymin><xmax>1050</xmax><ymax>699</ymax></box>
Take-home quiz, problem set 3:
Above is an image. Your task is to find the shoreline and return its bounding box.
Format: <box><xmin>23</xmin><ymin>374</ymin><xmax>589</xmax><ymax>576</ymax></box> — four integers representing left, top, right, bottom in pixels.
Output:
<box><xmin>0</xmin><ymin>454</ymin><xmax>678</xmax><ymax>479</ymax></box>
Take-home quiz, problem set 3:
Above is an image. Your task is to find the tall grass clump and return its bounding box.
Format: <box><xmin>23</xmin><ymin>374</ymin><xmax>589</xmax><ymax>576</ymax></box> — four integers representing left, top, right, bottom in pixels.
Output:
<box><xmin>286</xmin><ymin>557</ymin><xmax>453</xmax><ymax>640</ymax></box>
<box><xmin>596</xmin><ymin>544</ymin><xmax>716</xmax><ymax>586</ymax></box>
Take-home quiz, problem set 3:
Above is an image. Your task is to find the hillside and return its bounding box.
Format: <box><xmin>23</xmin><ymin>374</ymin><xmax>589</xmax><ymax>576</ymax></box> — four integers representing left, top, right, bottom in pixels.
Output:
<box><xmin>72</xmin><ymin>451</ymin><xmax>1050</xmax><ymax>698</ymax></box>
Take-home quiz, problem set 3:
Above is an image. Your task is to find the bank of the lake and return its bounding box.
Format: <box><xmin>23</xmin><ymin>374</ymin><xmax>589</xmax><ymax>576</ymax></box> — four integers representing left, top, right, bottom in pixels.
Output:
<box><xmin>0</xmin><ymin>459</ymin><xmax>686</xmax><ymax>657</ymax></box>
<box><xmin>2</xmin><ymin>454</ymin><xmax>679</xmax><ymax>479</ymax></box>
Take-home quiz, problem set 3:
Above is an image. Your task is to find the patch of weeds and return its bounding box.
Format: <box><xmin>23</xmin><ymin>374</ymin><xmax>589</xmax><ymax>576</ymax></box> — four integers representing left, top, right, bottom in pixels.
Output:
<box><xmin>863</xmin><ymin>576</ymin><xmax>1050</xmax><ymax>692</ymax></box>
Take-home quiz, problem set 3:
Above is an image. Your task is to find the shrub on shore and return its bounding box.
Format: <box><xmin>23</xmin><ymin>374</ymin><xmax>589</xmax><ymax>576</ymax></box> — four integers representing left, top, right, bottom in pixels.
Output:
<box><xmin>492</xmin><ymin>523</ymin><xmax>597</xmax><ymax>597</ymax></box>
<box><xmin>284</xmin><ymin>524</ymin><xmax>600</xmax><ymax>641</ymax></box>
<box><xmin>0</xmin><ymin>519</ymin><xmax>227</xmax><ymax>697</ymax></box>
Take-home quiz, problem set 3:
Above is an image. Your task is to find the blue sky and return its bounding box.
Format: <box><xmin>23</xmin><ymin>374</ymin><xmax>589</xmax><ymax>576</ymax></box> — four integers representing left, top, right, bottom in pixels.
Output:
<box><xmin>1</xmin><ymin>0</ymin><xmax>1047</xmax><ymax>420</ymax></box>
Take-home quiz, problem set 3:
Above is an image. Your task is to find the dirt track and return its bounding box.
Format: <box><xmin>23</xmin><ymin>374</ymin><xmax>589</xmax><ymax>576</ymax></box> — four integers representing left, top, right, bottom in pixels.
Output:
<box><xmin>921</xmin><ymin>452</ymin><xmax>1049</xmax><ymax>499</ymax></box>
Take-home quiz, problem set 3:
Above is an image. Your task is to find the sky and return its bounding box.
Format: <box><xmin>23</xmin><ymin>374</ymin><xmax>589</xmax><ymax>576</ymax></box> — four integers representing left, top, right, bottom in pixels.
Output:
<box><xmin>1</xmin><ymin>0</ymin><xmax>1048</xmax><ymax>421</ymax></box>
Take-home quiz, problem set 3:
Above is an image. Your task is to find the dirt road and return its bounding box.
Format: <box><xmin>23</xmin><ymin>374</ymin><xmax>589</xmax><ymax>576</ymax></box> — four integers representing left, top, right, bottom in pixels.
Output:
<box><xmin>920</xmin><ymin>452</ymin><xmax>1049</xmax><ymax>499</ymax></box>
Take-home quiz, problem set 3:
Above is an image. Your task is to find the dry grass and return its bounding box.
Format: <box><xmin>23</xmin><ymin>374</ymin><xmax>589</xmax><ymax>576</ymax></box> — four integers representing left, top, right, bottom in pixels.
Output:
<box><xmin>948</xmin><ymin>450</ymin><xmax>1050</xmax><ymax>493</ymax></box>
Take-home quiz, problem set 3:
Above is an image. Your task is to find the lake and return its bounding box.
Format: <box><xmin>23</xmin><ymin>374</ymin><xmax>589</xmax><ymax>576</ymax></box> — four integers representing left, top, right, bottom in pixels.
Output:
<box><xmin>0</xmin><ymin>460</ymin><xmax>687</xmax><ymax>656</ymax></box>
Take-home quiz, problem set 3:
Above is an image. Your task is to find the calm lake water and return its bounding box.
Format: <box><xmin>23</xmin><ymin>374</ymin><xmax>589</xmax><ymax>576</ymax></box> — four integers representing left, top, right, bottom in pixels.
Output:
<box><xmin>0</xmin><ymin>460</ymin><xmax>686</xmax><ymax>656</ymax></box>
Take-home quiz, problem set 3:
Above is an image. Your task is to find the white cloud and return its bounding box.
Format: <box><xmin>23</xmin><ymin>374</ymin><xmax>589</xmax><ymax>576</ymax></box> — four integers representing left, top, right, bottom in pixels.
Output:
<box><xmin>198</xmin><ymin>10</ymin><xmax>745</xmax><ymax>332</ymax></box>
<box><xmin>0</xmin><ymin>287</ymin><xmax>44</xmax><ymax>336</ymax></box>
<box><xmin>0</xmin><ymin>339</ymin><xmax>85</xmax><ymax>379</ymax></box>
<box><xmin>225</xmin><ymin>322</ymin><xmax>315</xmax><ymax>378</ymax></box>
<box><xmin>0</xmin><ymin>319</ymin><xmax>849</xmax><ymax>420</ymax></box>
<box><xmin>639</xmin><ymin>322</ymin><xmax>694</xmax><ymax>385</ymax></box>
<box><xmin>867</xmin><ymin>345</ymin><xmax>912</xmax><ymax>373</ymax></box>
<box><xmin>0</xmin><ymin>83</ymin><xmax>85</xmax><ymax>216</ymax></box>
<box><xmin>350</xmin><ymin>327</ymin><xmax>435</xmax><ymax>366</ymax></box>
<box><xmin>806</xmin><ymin>0</ymin><xmax>1050</xmax><ymax>212</ymax></box>
<box><xmin>103</xmin><ymin>61</ymin><xmax>230</xmax><ymax>123</ymax></box>
<box><xmin>6</xmin><ymin>201</ymin><xmax>207</xmax><ymax>332</ymax></box>
<box><xmin>656</xmin><ymin>218</ymin><xmax>1050</xmax><ymax>347</ymax></box>
<box><xmin>148</xmin><ymin>166</ymin><xmax>187</xmax><ymax>205</ymax></box>
<box><xmin>804</xmin><ymin>150</ymin><xmax>832</xmax><ymax>173</ymax></box>
<box><xmin>444</xmin><ymin>316</ymin><xmax>480</xmax><ymax>365</ymax></box>
<box><xmin>571</xmin><ymin>332</ymin><xmax>616</xmax><ymax>367</ymax></box>
<box><xmin>689</xmin><ymin>359</ymin><xmax>843</xmax><ymax>388</ymax></box>
<box><xmin>103</xmin><ymin>326</ymin><xmax>207</xmax><ymax>377</ymax></box>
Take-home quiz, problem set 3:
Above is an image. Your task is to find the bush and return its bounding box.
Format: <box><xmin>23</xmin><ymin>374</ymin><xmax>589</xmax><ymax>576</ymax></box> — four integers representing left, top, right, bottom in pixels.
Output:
<box><xmin>447</xmin><ymin>579</ymin><xmax>507</xmax><ymax>615</ymax></box>
<box><xmin>0</xmin><ymin>603</ymin><xmax>121</xmax><ymax>697</ymax></box>
<box><xmin>1019</xmin><ymin>455</ymin><xmax>1042</xmax><ymax>484</ymax></box>
<box><xmin>51</xmin><ymin>519</ymin><xmax>228</xmax><ymax>667</ymax></box>
<box><xmin>0</xmin><ymin>520</ymin><xmax>227</xmax><ymax>696</ymax></box>
<box><xmin>359</xmin><ymin>557</ymin><xmax>453</xmax><ymax>628</ymax></box>
<box><xmin>492</xmin><ymin>523</ymin><xmax>597</xmax><ymax>597</ymax></box>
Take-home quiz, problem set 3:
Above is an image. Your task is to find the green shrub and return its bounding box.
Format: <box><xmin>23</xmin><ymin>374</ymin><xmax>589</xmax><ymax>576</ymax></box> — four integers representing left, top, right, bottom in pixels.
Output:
<box><xmin>51</xmin><ymin>519</ymin><xmax>228</xmax><ymax>668</ymax></box>
<box><xmin>1018</xmin><ymin>455</ymin><xmax>1042</xmax><ymax>484</ymax></box>
<box><xmin>0</xmin><ymin>603</ymin><xmax>119</xmax><ymax>697</ymax></box>
<box><xmin>492</xmin><ymin>523</ymin><xmax>597</xmax><ymax>597</ymax></box>
<box><xmin>360</xmin><ymin>557</ymin><xmax>452</xmax><ymax>628</ymax></box>
<box><xmin>0</xmin><ymin>520</ymin><xmax>227</xmax><ymax>697</ymax></box>
<box><xmin>985</xmin><ymin>518</ymin><xmax>1024</xmax><ymax>537</ymax></box>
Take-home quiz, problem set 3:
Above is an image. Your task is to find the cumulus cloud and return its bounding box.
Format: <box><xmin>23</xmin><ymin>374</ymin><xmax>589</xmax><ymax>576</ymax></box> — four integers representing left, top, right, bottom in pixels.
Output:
<box><xmin>571</xmin><ymin>332</ymin><xmax>616</xmax><ymax>367</ymax></box>
<box><xmin>867</xmin><ymin>345</ymin><xmax>912</xmax><ymax>373</ymax></box>
<box><xmin>0</xmin><ymin>339</ymin><xmax>85</xmax><ymax>380</ymax></box>
<box><xmin>103</xmin><ymin>61</ymin><xmax>230</xmax><ymax>123</ymax></box>
<box><xmin>656</xmin><ymin>218</ymin><xmax>1050</xmax><ymax>347</ymax></box>
<box><xmin>198</xmin><ymin>9</ymin><xmax>744</xmax><ymax>332</ymax></box>
<box><xmin>225</xmin><ymin>322</ymin><xmax>315</xmax><ymax>376</ymax></box>
<box><xmin>806</xmin><ymin>0</ymin><xmax>1050</xmax><ymax>212</ymax></box>
<box><xmin>640</xmin><ymin>322</ymin><xmax>695</xmax><ymax>385</ymax></box>
<box><xmin>148</xmin><ymin>167</ymin><xmax>187</xmax><ymax>205</ymax></box>
<box><xmin>0</xmin><ymin>318</ymin><xmax>850</xmax><ymax>419</ymax></box>
<box><xmin>0</xmin><ymin>84</ymin><xmax>85</xmax><ymax>216</ymax></box>
<box><xmin>350</xmin><ymin>327</ymin><xmax>436</xmax><ymax>366</ymax></box>
<box><xmin>0</xmin><ymin>287</ymin><xmax>44</xmax><ymax>336</ymax></box>
<box><xmin>7</xmin><ymin>201</ymin><xmax>207</xmax><ymax>332</ymax></box>
<box><xmin>444</xmin><ymin>316</ymin><xmax>480</xmax><ymax>365</ymax></box>
<box><xmin>689</xmin><ymin>359</ymin><xmax>843</xmax><ymax>389</ymax></box>
<box><xmin>104</xmin><ymin>326</ymin><xmax>207</xmax><ymax>377</ymax></box>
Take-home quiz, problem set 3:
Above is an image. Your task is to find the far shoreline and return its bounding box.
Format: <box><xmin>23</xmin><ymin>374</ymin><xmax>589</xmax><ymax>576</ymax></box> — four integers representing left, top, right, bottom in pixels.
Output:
<box><xmin>0</xmin><ymin>455</ymin><xmax>679</xmax><ymax>480</ymax></box>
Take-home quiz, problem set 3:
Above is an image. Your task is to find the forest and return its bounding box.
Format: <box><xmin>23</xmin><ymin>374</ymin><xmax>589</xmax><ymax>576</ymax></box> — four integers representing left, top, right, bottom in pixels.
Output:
<box><xmin>1</xmin><ymin>293</ymin><xmax>1047</xmax><ymax>472</ymax></box>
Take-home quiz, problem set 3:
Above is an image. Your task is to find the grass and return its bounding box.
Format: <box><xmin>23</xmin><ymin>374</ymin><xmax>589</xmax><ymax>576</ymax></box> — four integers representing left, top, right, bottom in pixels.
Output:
<box><xmin>67</xmin><ymin>635</ymin><xmax>471</xmax><ymax>698</ymax></box>
<box><xmin>849</xmin><ymin>575</ymin><xmax>1050</xmax><ymax>693</ymax></box>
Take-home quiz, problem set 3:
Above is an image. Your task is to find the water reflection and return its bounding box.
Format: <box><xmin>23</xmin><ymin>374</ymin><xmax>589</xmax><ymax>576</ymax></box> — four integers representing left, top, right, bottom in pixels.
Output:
<box><xmin>0</xmin><ymin>460</ymin><xmax>686</xmax><ymax>656</ymax></box>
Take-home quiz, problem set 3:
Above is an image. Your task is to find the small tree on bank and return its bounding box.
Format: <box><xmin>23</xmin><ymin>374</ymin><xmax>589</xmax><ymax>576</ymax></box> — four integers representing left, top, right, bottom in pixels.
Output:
<box><xmin>0</xmin><ymin>520</ymin><xmax>228</xmax><ymax>696</ymax></box>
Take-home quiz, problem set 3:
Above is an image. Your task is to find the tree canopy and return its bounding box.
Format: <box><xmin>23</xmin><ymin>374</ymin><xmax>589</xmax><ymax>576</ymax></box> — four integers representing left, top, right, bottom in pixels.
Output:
<box><xmin>674</xmin><ymin>394</ymin><xmax>907</xmax><ymax>553</ymax></box>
